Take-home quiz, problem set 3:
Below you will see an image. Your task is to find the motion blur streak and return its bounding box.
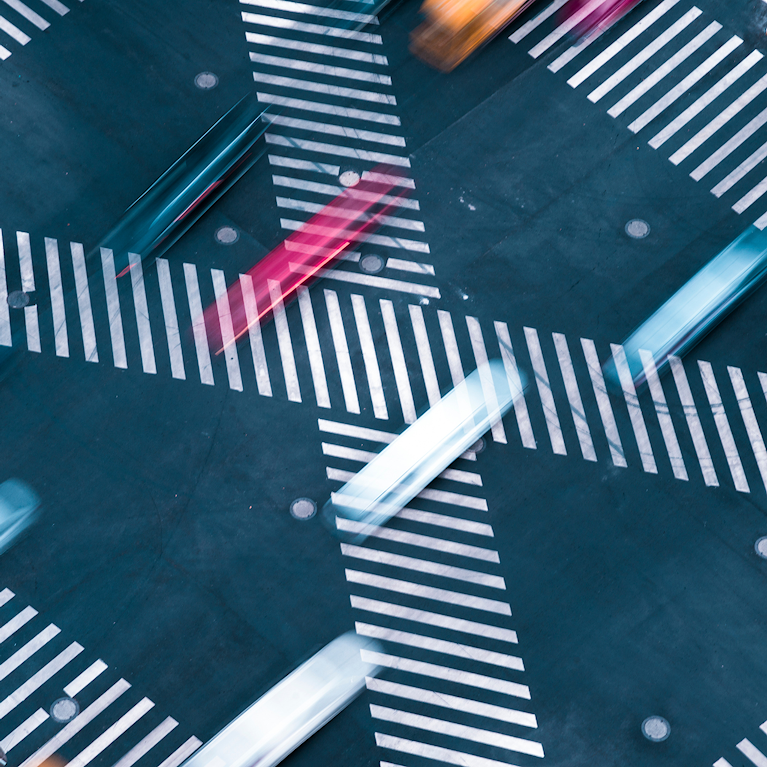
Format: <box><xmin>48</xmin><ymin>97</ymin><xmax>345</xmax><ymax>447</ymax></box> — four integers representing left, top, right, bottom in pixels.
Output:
<box><xmin>204</xmin><ymin>165</ymin><xmax>411</xmax><ymax>355</ymax></box>
<box><xmin>0</xmin><ymin>479</ymin><xmax>41</xmax><ymax>557</ymax></box>
<box><xmin>560</xmin><ymin>0</ymin><xmax>644</xmax><ymax>38</ymax></box>
<box><xmin>603</xmin><ymin>225</ymin><xmax>767</xmax><ymax>389</ymax></box>
<box><xmin>323</xmin><ymin>360</ymin><xmax>526</xmax><ymax>543</ymax></box>
<box><xmin>178</xmin><ymin>633</ymin><xmax>381</xmax><ymax>767</ymax></box>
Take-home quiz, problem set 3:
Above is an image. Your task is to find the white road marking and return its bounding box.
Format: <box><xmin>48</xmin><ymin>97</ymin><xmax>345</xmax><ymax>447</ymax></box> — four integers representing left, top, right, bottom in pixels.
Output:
<box><xmin>284</xmin><ymin>224</ymin><xmax>429</xmax><ymax>252</ymax></box>
<box><xmin>319</xmin><ymin>417</ymin><xmax>393</xmax><ymax>441</ymax></box>
<box><xmin>253</xmin><ymin>72</ymin><xmax>393</xmax><ymax>104</ymax></box>
<box><xmin>416</xmin><ymin>487</ymin><xmax>488</xmax><ymax>510</ymax></box>
<box><xmin>699</xmin><ymin>360</ymin><xmax>748</xmax><ymax>491</ymax></box>
<box><xmin>267</xmin><ymin>114</ymin><xmax>405</xmax><ymax>147</ymax></box>
<box><xmin>640</xmin><ymin>350</ymin><xmax>688</xmax><ymax>480</ymax></box>
<box><xmin>0</xmin><ymin>45</ymin><xmax>10</xmax><ymax>61</ymax></box>
<box><xmin>183</xmin><ymin>264</ymin><xmax>214</xmax><ymax>386</ymax></box>
<box><xmin>211</xmin><ymin>269</ymin><xmax>243</xmax><ymax>392</ymax></box>
<box><xmin>711</xmin><ymin>138</ymin><xmax>767</xmax><ymax>197</ymax></box>
<box><xmin>732</xmin><ymin>173</ymin><xmax>767</xmax><ymax>213</ymax></box>
<box><xmin>242</xmin><ymin>11</ymin><xmax>383</xmax><ymax>44</ymax></box>
<box><xmin>553</xmin><ymin>332</ymin><xmax>596</xmax><ymax>460</ymax></box>
<box><xmin>737</xmin><ymin>739</ymin><xmax>767</xmax><ymax>767</ymax></box>
<box><xmin>70</xmin><ymin>242</ymin><xmax>97</xmax><ymax>362</ymax></box>
<box><xmin>128</xmin><ymin>254</ymin><xmax>156</xmax><ymax>375</ymax></box>
<box><xmin>17</xmin><ymin>232</ymin><xmax>40</xmax><ymax>353</ymax></box>
<box><xmin>296</xmin><ymin>285</ymin><xmax>328</xmax><ymax>406</ymax></box>
<box><xmin>467</xmin><ymin>316</ymin><xmax>506</xmax><ymax>443</ymax></box>
<box><xmin>351</xmin><ymin>294</ymin><xmax>388</xmax><ymax>419</ymax></box>
<box><xmin>495</xmin><ymin>321</ymin><xmax>535</xmax><ymax>448</ymax></box>
<box><xmin>250</xmin><ymin>52</ymin><xmax>391</xmax><ymax>85</ymax></box>
<box><xmin>100</xmin><ymin>248</ymin><xmax>127</xmax><ymax>369</ymax></box>
<box><xmin>277</xmin><ymin>197</ymin><xmax>423</xmax><ymax>231</ymax></box>
<box><xmin>628</xmin><ymin>36</ymin><xmax>743</xmax><ymax>134</ymax></box>
<box><xmin>350</xmin><ymin>595</ymin><xmax>517</xmax><ymax>642</ymax></box>
<box><xmin>0</xmin><ymin>624</ymin><xmax>59</xmax><ymax>682</ymax></box>
<box><xmin>111</xmin><ymin>717</ymin><xmax>179</xmax><ymax>767</ymax></box>
<box><xmin>44</xmin><ymin>237</ymin><xmax>68</xmax><ymax>357</ymax></box>
<box><xmin>24</xmin><ymin>305</ymin><xmax>40</xmax><ymax>353</ymax></box>
<box><xmin>0</xmin><ymin>14</ymin><xmax>30</xmax><ymax>44</ymax></box>
<box><xmin>64</xmin><ymin>659</ymin><xmax>108</xmax><ymax>697</ymax></box>
<box><xmin>1</xmin><ymin>0</ymin><xmax>49</xmax><ymax>30</ymax></box>
<box><xmin>156</xmin><ymin>259</ymin><xmax>185</xmax><ymax>380</ymax></box>
<box><xmin>528</xmin><ymin>0</ymin><xmax>605</xmax><ymax>58</ymax></box>
<box><xmin>409</xmin><ymin>304</ymin><xmax>442</xmax><ymax>407</ymax></box>
<box><xmin>729</xmin><ymin>366</ymin><xmax>767</xmax><ymax>494</ymax></box>
<box><xmin>510</xmin><ymin>0</ymin><xmax>568</xmax><ymax>43</ymax></box>
<box><xmin>289</xmin><ymin>267</ymin><xmax>439</xmax><ymax>300</ymax></box>
<box><xmin>713</xmin><ymin>758</ymin><xmax>733</xmax><ymax>767</ymax></box>
<box><xmin>259</xmin><ymin>92</ymin><xmax>399</xmax><ymax>125</ymax></box>
<box><xmin>273</xmin><ymin>174</ymin><xmax>419</xmax><ymax>208</ymax></box>
<box><xmin>611</xmin><ymin>344</ymin><xmax>657</xmax><ymax>473</ymax></box>
<box><xmin>247</xmin><ymin>33</ymin><xmax>388</xmax><ymax>64</ymax></box>
<box><xmin>381</xmin><ymin>299</ymin><xmax>416</xmax><ymax>423</ymax></box>
<box><xmin>438</xmin><ymin>310</ymin><xmax>464</xmax><ymax>387</ymax></box>
<box><xmin>156</xmin><ymin>738</ymin><xmax>203</xmax><ymax>767</ymax></box>
<box><xmin>669</xmin><ymin>355</ymin><xmax>718</xmax><ymax>485</ymax></box>
<box><xmin>268</xmin><ymin>133</ymin><xmax>410</xmax><ymax>167</ymax></box>
<box><xmin>268</xmin><ymin>278</ymin><xmax>301</xmax><ymax>402</ymax></box>
<box><xmin>38</xmin><ymin>0</ymin><xmax>68</xmax><ymax>14</ymax></box>
<box><xmin>325</xmin><ymin>289</ymin><xmax>359</xmax><ymax>413</ymax></box>
<box><xmin>0</xmin><ymin>230</ymin><xmax>9</xmax><ymax>346</ymax></box>
<box><xmin>0</xmin><ymin>606</ymin><xmax>37</xmax><ymax>644</ymax></box>
<box><xmin>397</xmin><ymin>508</ymin><xmax>491</xmax><ymax>534</ymax></box>
<box><xmin>375</xmin><ymin>735</ymin><xmax>534</xmax><ymax>767</ymax></box>
<box><xmin>0</xmin><ymin>588</ymin><xmax>13</xmax><ymax>608</ymax></box>
<box><xmin>608</xmin><ymin>22</ymin><xmax>720</xmax><ymax>118</ymax></box>
<box><xmin>268</xmin><ymin>154</ymin><xmax>339</xmax><ymax>175</ymax></box>
<box><xmin>0</xmin><ymin>709</ymin><xmax>48</xmax><ymax>752</ymax></box>
<box><xmin>548</xmin><ymin>26</ymin><xmax>605</xmax><ymax>73</ymax></box>
<box><xmin>240</xmin><ymin>0</ymin><xmax>379</xmax><ymax>24</ymax></box>
<box><xmin>239</xmin><ymin>274</ymin><xmax>272</xmax><ymax>397</ymax></box>
<box><xmin>525</xmin><ymin>326</ymin><xmax>566</xmax><ymax>455</ymax></box>
<box><xmin>388</xmin><ymin>258</ymin><xmax>433</xmax><ymax>273</ymax></box>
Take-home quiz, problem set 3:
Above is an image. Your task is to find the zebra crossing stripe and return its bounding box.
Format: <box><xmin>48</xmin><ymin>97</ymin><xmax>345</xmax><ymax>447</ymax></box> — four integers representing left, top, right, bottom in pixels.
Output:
<box><xmin>240</xmin><ymin>0</ymin><xmax>379</xmax><ymax>25</ymax></box>
<box><xmin>467</xmin><ymin>316</ymin><xmax>506</xmax><ymax>444</ymax></box>
<box><xmin>100</xmin><ymin>248</ymin><xmax>127</xmax><ymax>370</ymax></box>
<box><xmin>129</xmin><ymin>253</ymin><xmax>157</xmax><ymax>375</ymax></box>
<box><xmin>71</xmin><ymin>242</ymin><xmax>98</xmax><ymax>363</ymax></box>
<box><xmin>44</xmin><ymin>237</ymin><xmax>68</xmax><ymax>358</ymax></box>
<box><xmin>351</xmin><ymin>293</ymin><xmax>388</xmax><ymax>419</ymax></box>
<box><xmin>0</xmin><ymin>708</ymin><xmax>48</xmax><ymax>753</ymax></box>
<box><xmin>525</xmin><ymin>326</ymin><xmax>566</xmax><ymax>456</ymax></box>
<box><xmin>438</xmin><ymin>310</ymin><xmax>465</xmax><ymax>388</ymax></box>
<box><xmin>296</xmin><ymin>285</ymin><xmax>328</xmax><ymax>406</ymax></box>
<box><xmin>156</xmin><ymin>736</ymin><xmax>203</xmax><ymax>767</ymax></box>
<box><xmin>111</xmin><ymin>717</ymin><xmax>179</xmax><ymax>767</ymax></box>
<box><xmin>64</xmin><ymin>659</ymin><xmax>108</xmax><ymax>697</ymax></box>
<box><xmin>381</xmin><ymin>299</ymin><xmax>416</xmax><ymax>424</ymax></box>
<box><xmin>242</xmin><ymin>12</ymin><xmax>383</xmax><ymax>45</ymax></box>
<box><xmin>728</xmin><ymin>365</ymin><xmax>767</xmax><ymax>494</ymax></box>
<box><xmin>156</xmin><ymin>259</ymin><xmax>186</xmax><ymax>380</ymax></box>
<box><xmin>211</xmin><ymin>269</ymin><xmax>243</xmax><ymax>392</ymax></box>
<box><xmin>0</xmin><ymin>230</ymin><xmax>11</xmax><ymax>347</ymax></box>
<box><xmin>325</xmin><ymin>289</ymin><xmax>359</xmax><ymax>413</ymax></box>
<box><xmin>183</xmin><ymin>263</ymin><xmax>214</xmax><ymax>386</ymax></box>
<box><xmin>495</xmin><ymin>321</ymin><xmax>535</xmax><ymax>449</ymax></box>
<box><xmin>409</xmin><ymin>304</ymin><xmax>441</xmax><ymax>407</ymax></box>
<box><xmin>268</xmin><ymin>278</ymin><xmax>301</xmax><ymax>402</ymax></box>
<box><xmin>18</xmin><ymin>233</ymin><xmax>40</xmax><ymax>354</ymax></box>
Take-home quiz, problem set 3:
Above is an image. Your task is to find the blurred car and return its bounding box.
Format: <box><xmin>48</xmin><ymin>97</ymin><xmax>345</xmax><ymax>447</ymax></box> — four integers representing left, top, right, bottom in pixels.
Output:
<box><xmin>179</xmin><ymin>632</ymin><xmax>382</xmax><ymax>767</ymax></box>
<box><xmin>0</xmin><ymin>479</ymin><xmax>41</xmax><ymax>556</ymax></box>
<box><xmin>410</xmin><ymin>0</ymin><xmax>539</xmax><ymax>71</ymax></box>
<box><xmin>560</xmin><ymin>0</ymin><xmax>644</xmax><ymax>38</ymax></box>
<box><xmin>323</xmin><ymin>359</ymin><xmax>526</xmax><ymax>542</ymax></box>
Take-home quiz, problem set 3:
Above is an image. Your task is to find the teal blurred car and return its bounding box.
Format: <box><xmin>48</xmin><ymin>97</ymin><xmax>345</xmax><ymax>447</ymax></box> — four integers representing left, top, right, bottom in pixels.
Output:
<box><xmin>0</xmin><ymin>479</ymin><xmax>40</xmax><ymax>556</ymax></box>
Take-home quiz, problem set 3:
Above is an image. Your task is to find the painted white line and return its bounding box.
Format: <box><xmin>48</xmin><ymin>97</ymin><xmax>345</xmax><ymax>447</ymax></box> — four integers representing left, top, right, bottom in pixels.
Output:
<box><xmin>325</xmin><ymin>289</ymin><xmax>359</xmax><ymax>413</ymax></box>
<box><xmin>0</xmin><ymin>709</ymin><xmax>48</xmax><ymax>752</ymax></box>
<box><xmin>259</xmin><ymin>92</ymin><xmax>398</xmax><ymax>125</ymax></box>
<box><xmin>587</xmin><ymin>7</ymin><xmax>700</xmax><ymax>102</ymax></box>
<box><xmin>268</xmin><ymin>278</ymin><xmax>301</xmax><ymax>402</ymax></box>
<box><xmin>268</xmin><ymin>154</ymin><xmax>339</xmax><ymax>175</ymax></box>
<box><xmin>0</xmin><ymin>642</ymin><xmax>84</xmax><ymax>720</ymax></box>
<box><xmin>375</xmin><ymin>735</ymin><xmax>533</xmax><ymax>767</ymax></box>
<box><xmin>111</xmin><ymin>717</ymin><xmax>179</xmax><ymax>767</ymax></box>
<box><xmin>388</xmin><ymin>258</ymin><xmax>433</xmax><ymax>273</ymax></box>
<box><xmin>350</xmin><ymin>595</ymin><xmax>517</xmax><ymax>642</ymax></box>
<box><xmin>733</xmin><ymin>174</ymin><xmax>767</xmax><ymax>213</ymax></box>
<box><xmin>38</xmin><ymin>0</ymin><xmax>67</xmax><ymax>14</ymax></box>
<box><xmin>548</xmin><ymin>26</ymin><xmax>605</xmax><ymax>73</ymax></box>
<box><xmin>608</xmin><ymin>22</ymin><xmax>720</xmax><ymax>118</ymax></box>
<box><xmin>273</xmin><ymin>174</ymin><xmax>419</xmax><ymax>208</ymax></box>
<box><xmin>335</xmin><ymin>513</ymin><xmax>496</xmax><ymax>559</ymax></box>
<box><xmin>289</xmin><ymin>269</ymin><xmax>436</xmax><ymax>301</ymax></box>
<box><xmin>371</xmin><ymin>705</ymin><xmax>542</xmax><ymax>757</ymax></box>
<box><xmin>64</xmin><ymin>659</ymin><xmax>108</xmax><ymax>697</ymax></box>
<box><xmin>183</xmin><ymin>264</ymin><xmax>214</xmax><ymax>386</ymax></box>
<box><xmin>44</xmin><ymin>238</ymin><xmax>68</xmax><ymax>357</ymax></box>
<box><xmin>100</xmin><ymin>248</ymin><xmax>127</xmax><ymax>369</ymax></box>
<box><xmin>267</xmin><ymin>115</ymin><xmax>405</xmax><ymax>147</ymax></box>
<box><xmin>128</xmin><ymin>254</ymin><xmax>157</xmax><ymax>375</ymax></box>
<box><xmin>0</xmin><ymin>14</ymin><xmax>30</xmax><ymax>44</ymax></box>
<box><xmin>762</xmin><ymin>719</ymin><xmax>767</xmax><ymax>735</ymax></box>
<box><xmin>212</xmin><ymin>269</ymin><xmax>243</xmax><ymax>392</ymax></box>
<box><xmin>467</xmin><ymin>316</ymin><xmax>506</xmax><ymax>443</ymax></box>
<box><xmin>438</xmin><ymin>310</ymin><xmax>464</xmax><ymax>387</ymax></box>
<box><xmin>0</xmin><ymin>230</ymin><xmax>9</xmax><ymax>346</ymax></box>
<box><xmin>346</xmin><ymin>570</ymin><xmax>509</xmax><ymax>613</ymax></box>
<box><xmin>611</xmin><ymin>344</ymin><xmax>657</xmax><ymax>473</ymax></box>
<box><xmin>713</xmin><ymin>759</ymin><xmax>734</xmax><ymax>767</ymax></box>
<box><xmin>341</xmin><ymin>544</ymin><xmax>505</xmax><ymax>588</ymax></box>
<box><xmin>528</xmin><ymin>0</ymin><xmax>605</xmax><ymax>58</ymax></box>
<box><xmin>569</xmin><ymin>0</ymin><xmax>682</xmax><ymax>89</ymax></box>
<box><xmin>640</xmin><ymin>349</ymin><xmax>688</xmax><ymax>480</ymax></box>
<box><xmin>553</xmin><ymin>332</ymin><xmax>596</xmax><ymax>460</ymax></box>
<box><xmin>416</xmin><ymin>487</ymin><xmax>488</xmax><ymax>510</ymax></box>
<box><xmin>729</xmin><ymin>366</ymin><xmax>767</xmax><ymax>494</ymax></box>
<box><xmin>409</xmin><ymin>304</ymin><xmax>441</xmax><ymax>407</ymax></box>
<box><xmin>351</xmin><ymin>294</ymin><xmax>388</xmax><ymax>419</ymax></box>
<box><xmin>70</xmin><ymin>242</ymin><xmax>97</xmax><ymax>362</ymax></box>
<box><xmin>250</xmin><ymin>52</ymin><xmax>391</xmax><ymax>85</ymax></box>
<box><xmin>0</xmin><ymin>45</ymin><xmax>10</xmax><ymax>60</ymax></box>
<box><xmin>366</xmin><ymin>678</ymin><xmax>536</xmax><ymax>727</ymax></box>
<box><xmin>628</xmin><ymin>36</ymin><xmax>743</xmax><ymax>134</ymax></box>
<box><xmin>277</xmin><ymin>197</ymin><xmax>423</xmax><ymax>231</ymax></box>
<box><xmin>268</xmin><ymin>134</ymin><xmax>410</xmax><ymax>167</ymax></box>
<box><xmin>397</xmin><ymin>508</ymin><xmax>491</xmax><ymax>534</ymax></box>
<box><xmin>0</xmin><ymin>606</ymin><xmax>36</xmax><ymax>644</ymax></box>
<box><xmin>0</xmin><ymin>624</ymin><xmax>60</xmax><ymax>682</ymax></box>
<box><xmin>669</xmin><ymin>355</ymin><xmax>718</xmax><ymax>485</ymax></box>
<box><xmin>650</xmin><ymin>50</ymin><xmax>763</xmax><ymax>149</ymax></box>
<box><xmin>671</xmin><ymin>72</ymin><xmax>767</xmax><ymax>165</ymax></box>
<box><xmin>495</xmin><ymin>321</ymin><xmax>535</xmax><ymax>448</ymax></box>
<box><xmin>24</xmin><ymin>305</ymin><xmax>40</xmax><ymax>353</ymax></box>
<box><xmin>247</xmin><ymin>33</ymin><xmax>388</xmax><ymax>64</ymax></box>
<box><xmin>737</xmin><ymin>739</ymin><xmax>767</xmax><ymax>767</ymax></box>
<box><xmin>242</xmin><ymin>11</ymin><xmax>383</xmax><ymax>44</ymax></box>
<box><xmin>241</xmin><ymin>0</ymin><xmax>378</xmax><ymax>24</ymax></box>
<box><xmin>0</xmin><ymin>588</ymin><xmax>13</xmax><ymax>608</ymax></box>
<box><xmin>287</xmin><ymin>225</ymin><xmax>428</xmax><ymax>252</ymax></box>
<box><xmin>358</xmin><ymin>624</ymin><xmax>522</xmax><ymax>669</ymax></box>
<box><xmin>510</xmin><ymin>0</ymin><xmax>567</xmax><ymax>43</ymax></box>
<box><xmin>711</xmin><ymin>138</ymin><xmax>767</xmax><ymax>197</ymax></box>
<box><xmin>381</xmin><ymin>299</ymin><xmax>416</xmax><ymax>424</ymax></box>
<box><xmin>253</xmin><ymin>72</ymin><xmax>393</xmax><ymax>104</ymax></box>
<box><xmin>362</xmin><ymin>652</ymin><xmax>528</xmax><ymax>697</ymax></box>
<box><xmin>156</xmin><ymin>737</ymin><xmax>203</xmax><ymax>767</ymax></box>
<box><xmin>525</xmin><ymin>326</ymin><xmax>566</xmax><ymax>455</ymax></box>
<box><xmin>1</xmin><ymin>0</ymin><xmax>49</xmax><ymax>30</ymax></box>
<box><xmin>699</xmin><ymin>360</ymin><xmax>748</xmax><ymax>491</ymax></box>
<box><xmin>156</xmin><ymin>259</ymin><xmax>185</xmax><ymax>380</ymax></box>
<box><xmin>319</xmin><ymin>418</ymin><xmax>395</xmax><ymax>442</ymax></box>
<box><xmin>238</xmin><ymin>274</ymin><xmax>272</xmax><ymax>397</ymax></box>
<box><xmin>295</xmin><ymin>285</ymin><xmax>327</xmax><ymax>406</ymax></box>
<box><xmin>17</xmin><ymin>232</ymin><xmax>40</xmax><ymax>353</ymax></box>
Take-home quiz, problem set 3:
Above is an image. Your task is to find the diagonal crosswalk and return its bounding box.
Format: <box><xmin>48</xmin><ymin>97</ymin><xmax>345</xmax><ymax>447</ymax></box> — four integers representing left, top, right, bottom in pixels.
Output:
<box><xmin>0</xmin><ymin>0</ymin><xmax>77</xmax><ymax>62</ymax></box>
<box><xmin>0</xmin><ymin>588</ymin><xmax>200</xmax><ymax>767</ymax></box>
<box><xmin>714</xmin><ymin>717</ymin><xmax>767</xmax><ymax>767</ymax></box>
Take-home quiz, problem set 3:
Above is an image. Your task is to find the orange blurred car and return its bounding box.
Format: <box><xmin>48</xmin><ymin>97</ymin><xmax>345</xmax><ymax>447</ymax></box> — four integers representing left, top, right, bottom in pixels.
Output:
<box><xmin>410</xmin><ymin>0</ymin><xmax>539</xmax><ymax>71</ymax></box>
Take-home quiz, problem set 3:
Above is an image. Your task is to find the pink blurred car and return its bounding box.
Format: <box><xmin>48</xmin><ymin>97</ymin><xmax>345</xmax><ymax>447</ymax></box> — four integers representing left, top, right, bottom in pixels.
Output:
<box><xmin>561</xmin><ymin>0</ymin><xmax>644</xmax><ymax>37</ymax></box>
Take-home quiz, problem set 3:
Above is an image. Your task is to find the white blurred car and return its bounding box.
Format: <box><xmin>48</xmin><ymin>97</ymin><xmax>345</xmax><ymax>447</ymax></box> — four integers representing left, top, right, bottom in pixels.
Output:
<box><xmin>0</xmin><ymin>479</ymin><xmax>40</xmax><ymax>556</ymax></box>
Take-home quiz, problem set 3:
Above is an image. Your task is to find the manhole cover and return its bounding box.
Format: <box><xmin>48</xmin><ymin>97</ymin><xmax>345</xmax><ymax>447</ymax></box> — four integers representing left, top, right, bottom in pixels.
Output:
<box><xmin>50</xmin><ymin>697</ymin><xmax>79</xmax><ymax>723</ymax></box>
<box><xmin>7</xmin><ymin>290</ymin><xmax>29</xmax><ymax>309</ymax></box>
<box><xmin>290</xmin><ymin>498</ymin><xmax>317</xmax><ymax>520</ymax></box>
<box><xmin>625</xmin><ymin>219</ymin><xmax>650</xmax><ymax>239</ymax></box>
<box><xmin>339</xmin><ymin>170</ymin><xmax>360</xmax><ymax>188</ymax></box>
<box><xmin>360</xmin><ymin>254</ymin><xmax>384</xmax><ymax>274</ymax></box>
<box><xmin>641</xmin><ymin>715</ymin><xmax>670</xmax><ymax>742</ymax></box>
<box><xmin>215</xmin><ymin>226</ymin><xmax>239</xmax><ymax>245</ymax></box>
<box><xmin>755</xmin><ymin>536</ymin><xmax>767</xmax><ymax>558</ymax></box>
<box><xmin>467</xmin><ymin>438</ymin><xmax>486</xmax><ymax>455</ymax></box>
<box><xmin>194</xmin><ymin>72</ymin><xmax>218</xmax><ymax>90</ymax></box>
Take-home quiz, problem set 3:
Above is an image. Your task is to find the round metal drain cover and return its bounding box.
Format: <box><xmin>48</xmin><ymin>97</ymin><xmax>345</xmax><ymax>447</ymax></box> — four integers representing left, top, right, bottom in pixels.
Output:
<box><xmin>50</xmin><ymin>697</ymin><xmax>79</xmax><ymax>723</ymax></box>
<box><xmin>755</xmin><ymin>536</ymin><xmax>767</xmax><ymax>559</ymax></box>
<box><xmin>360</xmin><ymin>254</ymin><xmax>384</xmax><ymax>274</ymax></box>
<box><xmin>290</xmin><ymin>498</ymin><xmax>317</xmax><ymax>520</ymax></box>
<box><xmin>641</xmin><ymin>715</ymin><xmax>670</xmax><ymax>742</ymax></box>
<box><xmin>339</xmin><ymin>170</ymin><xmax>360</xmax><ymax>188</ymax></box>
<box><xmin>194</xmin><ymin>72</ymin><xmax>218</xmax><ymax>90</ymax></box>
<box><xmin>467</xmin><ymin>438</ymin><xmax>486</xmax><ymax>456</ymax></box>
<box><xmin>7</xmin><ymin>290</ymin><xmax>29</xmax><ymax>309</ymax></box>
<box><xmin>625</xmin><ymin>219</ymin><xmax>650</xmax><ymax>239</ymax></box>
<box><xmin>215</xmin><ymin>226</ymin><xmax>239</xmax><ymax>245</ymax></box>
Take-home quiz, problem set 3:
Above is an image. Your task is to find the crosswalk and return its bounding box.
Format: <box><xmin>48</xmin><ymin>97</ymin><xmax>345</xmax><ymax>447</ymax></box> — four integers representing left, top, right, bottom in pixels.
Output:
<box><xmin>0</xmin><ymin>0</ymin><xmax>78</xmax><ymax>62</ymax></box>
<box><xmin>714</xmin><ymin>718</ymin><xmax>767</xmax><ymax>767</ymax></box>
<box><xmin>0</xmin><ymin>588</ymin><xmax>200</xmax><ymax>767</ymax></box>
<box><xmin>319</xmin><ymin>418</ymin><xmax>545</xmax><ymax>766</ymax></box>
<box><xmin>509</xmin><ymin>0</ymin><xmax>767</xmax><ymax>229</ymax></box>
<box><xmin>237</xmin><ymin>0</ymin><xmax>434</xmax><ymax>269</ymax></box>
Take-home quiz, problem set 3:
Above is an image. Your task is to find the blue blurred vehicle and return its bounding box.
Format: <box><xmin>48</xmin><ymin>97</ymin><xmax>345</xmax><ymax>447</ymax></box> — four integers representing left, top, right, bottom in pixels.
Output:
<box><xmin>0</xmin><ymin>479</ymin><xmax>40</xmax><ymax>556</ymax></box>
